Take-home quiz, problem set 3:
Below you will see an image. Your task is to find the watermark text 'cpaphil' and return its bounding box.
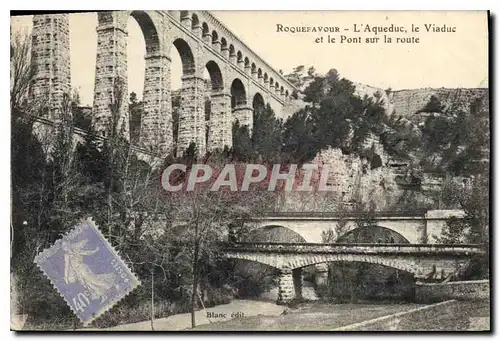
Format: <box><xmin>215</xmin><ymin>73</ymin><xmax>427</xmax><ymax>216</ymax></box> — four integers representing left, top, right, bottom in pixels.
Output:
<box><xmin>161</xmin><ymin>163</ymin><xmax>337</xmax><ymax>192</ymax></box>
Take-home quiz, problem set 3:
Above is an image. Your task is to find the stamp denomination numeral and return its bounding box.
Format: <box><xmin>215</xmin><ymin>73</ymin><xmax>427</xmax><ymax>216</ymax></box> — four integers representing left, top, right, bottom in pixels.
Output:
<box><xmin>72</xmin><ymin>292</ymin><xmax>90</xmax><ymax>312</ymax></box>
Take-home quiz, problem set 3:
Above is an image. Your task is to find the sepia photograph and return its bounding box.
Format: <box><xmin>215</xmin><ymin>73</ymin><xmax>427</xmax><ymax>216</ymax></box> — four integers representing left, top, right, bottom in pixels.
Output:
<box><xmin>9</xmin><ymin>9</ymin><xmax>490</xmax><ymax>332</ymax></box>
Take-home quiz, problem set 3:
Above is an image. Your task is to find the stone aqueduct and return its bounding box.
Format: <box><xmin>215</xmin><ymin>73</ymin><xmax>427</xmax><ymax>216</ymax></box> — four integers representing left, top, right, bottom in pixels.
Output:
<box><xmin>29</xmin><ymin>11</ymin><xmax>296</xmax><ymax>158</ymax></box>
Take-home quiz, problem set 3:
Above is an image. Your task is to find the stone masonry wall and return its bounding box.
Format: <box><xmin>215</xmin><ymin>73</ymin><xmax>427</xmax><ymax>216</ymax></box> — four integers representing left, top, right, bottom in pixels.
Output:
<box><xmin>177</xmin><ymin>75</ymin><xmax>206</xmax><ymax>156</ymax></box>
<box><xmin>141</xmin><ymin>54</ymin><xmax>172</xmax><ymax>154</ymax></box>
<box><xmin>208</xmin><ymin>92</ymin><xmax>232</xmax><ymax>151</ymax></box>
<box><xmin>415</xmin><ymin>280</ymin><xmax>490</xmax><ymax>303</ymax></box>
<box><xmin>92</xmin><ymin>12</ymin><xmax>129</xmax><ymax>138</ymax></box>
<box><xmin>30</xmin><ymin>14</ymin><xmax>71</xmax><ymax>120</ymax></box>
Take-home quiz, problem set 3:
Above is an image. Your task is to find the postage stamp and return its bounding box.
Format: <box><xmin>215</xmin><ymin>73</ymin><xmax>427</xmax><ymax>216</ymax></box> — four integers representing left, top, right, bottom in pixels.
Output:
<box><xmin>34</xmin><ymin>218</ymin><xmax>141</xmax><ymax>325</ymax></box>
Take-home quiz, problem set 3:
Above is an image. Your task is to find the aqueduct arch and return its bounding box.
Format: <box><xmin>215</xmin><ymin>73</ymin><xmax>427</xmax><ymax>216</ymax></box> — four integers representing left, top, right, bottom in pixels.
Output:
<box><xmin>205</xmin><ymin>60</ymin><xmax>232</xmax><ymax>151</ymax></box>
<box><xmin>231</xmin><ymin>78</ymin><xmax>253</xmax><ymax>129</ymax></box>
<box><xmin>32</xmin><ymin>11</ymin><xmax>296</xmax><ymax>161</ymax></box>
<box><xmin>173</xmin><ymin>37</ymin><xmax>207</xmax><ymax>156</ymax></box>
<box><xmin>93</xmin><ymin>11</ymin><xmax>172</xmax><ymax>155</ymax></box>
<box><xmin>252</xmin><ymin>92</ymin><xmax>266</xmax><ymax>114</ymax></box>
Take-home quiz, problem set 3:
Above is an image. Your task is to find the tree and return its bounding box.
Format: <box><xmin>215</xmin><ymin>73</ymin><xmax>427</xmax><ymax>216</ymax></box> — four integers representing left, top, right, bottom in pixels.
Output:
<box><xmin>284</xmin><ymin>65</ymin><xmax>305</xmax><ymax>88</ymax></box>
<box><xmin>419</xmin><ymin>95</ymin><xmax>445</xmax><ymax>113</ymax></box>
<box><xmin>232</xmin><ymin>121</ymin><xmax>254</xmax><ymax>161</ymax></box>
<box><xmin>435</xmin><ymin>175</ymin><xmax>489</xmax><ymax>245</ymax></box>
<box><xmin>130</xmin><ymin>92</ymin><xmax>138</xmax><ymax>105</ymax></box>
<box><xmin>307</xmin><ymin>66</ymin><xmax>316</xmax><ymax>79</ymax></box>
<box><xmin>129</xmin><ymin>92</ymin><xmax>144</xmax><ymax>144</ymax></box>
<box><xmin>10</xmin><ymin>29</ymin><xmax>40</xmax><ymax>116</ymax></box>
<box><xmin>11</xmin><ymin>91</ymin><xmax>93</xmax><ymax>320</ymax></box>
<box><xmin>281</xmin><ymin>108</ymin><xmax>318</xmax><ymax>163</ymax></box>
<box><xmin>303</xmin><ymin>76</ymin><xmax>325</xmax><ymax>106</ymax></box>
<box><xmin>252</xmin><ymin>104</ymin><xmax>282</xmax><ymax>162</ymax></box>
<box><xmin>165</xmin><ymin>157</ymin><xmax>275</xmax><ymax>328</ymax></box>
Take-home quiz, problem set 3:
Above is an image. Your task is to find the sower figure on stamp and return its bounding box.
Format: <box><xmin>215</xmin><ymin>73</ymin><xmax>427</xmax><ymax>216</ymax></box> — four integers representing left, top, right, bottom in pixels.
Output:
<box><xmin>62</xmin><ymin>239</ymin><xmax>117</xmax><ymax>303</ymax></box>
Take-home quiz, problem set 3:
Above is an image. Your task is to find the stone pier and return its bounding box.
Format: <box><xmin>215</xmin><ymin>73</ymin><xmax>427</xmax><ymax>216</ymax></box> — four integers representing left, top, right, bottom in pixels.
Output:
<box><xmin>92</xmin><ymin>12</ymin><xmax>129</xmax><ymax>138</ymax></box>
<box><xmin>277</xmin><ymin>269</ymin><xmax>294</xmax><ymax>305</ymax></box>
<box><xmin>177</xmin><ymin>75</ymin><xmax>206</xmax><ymax>156</ymax></box>
<box><xmin>277</xmin><ymin>268</ymin><xmax>304</xmax><ymax>304</ymax></box>
<box><xmin>140</xmin><ymin>53</ymin><xmax>172</xmax><ymax>154</ymax></box>
<box><xmin>30</xmin><ymin>14</ymin><xmax>71</xmax><ymax>121</ymax></box>
<box><xmin>208</xmin><ymin>92</ymin><xmax>232</xmax><ymax>151</ymax></box>
<box><xmin>29</xmin><ymin>11</ymin><xmax>295</xmax><ymax>160</ymax></box>
<box><xmin>315</xmin><ymin>263</ymin><xmax>329</xmax><ymax>288</ymax></box>
<box><xmin>233</xmin><ymin>105</ymin><xmax>254</xmax><ymax>132</ymax></box>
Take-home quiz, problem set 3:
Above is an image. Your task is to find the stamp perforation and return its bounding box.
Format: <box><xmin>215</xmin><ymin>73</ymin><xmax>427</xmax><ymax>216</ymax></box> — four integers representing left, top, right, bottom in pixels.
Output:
<box><xmin>34</xmin><ymin>217</ymin><xmax>141</xmax><ymax>326</ymax></box>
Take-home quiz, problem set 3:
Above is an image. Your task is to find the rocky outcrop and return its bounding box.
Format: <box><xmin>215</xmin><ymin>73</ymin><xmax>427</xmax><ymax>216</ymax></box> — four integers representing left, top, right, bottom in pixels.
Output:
<box><xmin>279</xmin><ymin>146</ymin><xmax>404</xmax><ymax>212</ymax></box>
<box><xmin>353</xmin><ymin>82</ymin><xmax>488</xmax><ymax>120</ymax></box>
<box><xmin>388</xmin><ymin>88</ymin><xmax>488</xmax><ymax>119</ymax></box>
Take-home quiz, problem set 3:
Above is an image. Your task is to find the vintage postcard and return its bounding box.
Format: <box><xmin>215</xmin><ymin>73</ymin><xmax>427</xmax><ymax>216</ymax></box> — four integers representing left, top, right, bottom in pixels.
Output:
<box><xmin>10</xmin><ymin>10</ymin><xmax>490</xmax><ymax>331</ymax></box>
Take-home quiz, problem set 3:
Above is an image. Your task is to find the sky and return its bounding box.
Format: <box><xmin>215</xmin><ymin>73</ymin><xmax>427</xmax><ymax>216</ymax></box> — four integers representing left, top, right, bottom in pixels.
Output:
<box><xmin>11</xmin><ymin>11</ymin><xmax>488</xmax><ymax>106</ymax></box>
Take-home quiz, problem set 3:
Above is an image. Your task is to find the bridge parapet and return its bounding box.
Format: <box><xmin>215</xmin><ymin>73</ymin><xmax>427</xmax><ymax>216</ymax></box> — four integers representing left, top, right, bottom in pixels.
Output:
<box><xmin>226</xmin><ymin>242</ymin><xmax>485</xmax><ymax>256</ymax></box>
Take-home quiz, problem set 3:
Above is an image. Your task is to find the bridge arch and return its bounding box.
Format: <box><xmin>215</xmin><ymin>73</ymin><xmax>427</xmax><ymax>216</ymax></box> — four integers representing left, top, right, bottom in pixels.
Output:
<box><xmin>129</xmin><ymin>11</ymin><xmax>161</xmax><ymax>55</ymax></box>
<box><xmin>236</xmin><ymin>51</ymin><xmax>243</xmax><ymax>66</ymax></box>
<box><xmin>250</xmin><ymin>223</ymin><xmax>311</xmax><ymax>243</ymax></box>
<box><xmin>172</xmin><ymin>38</ymin><xmax>195</xmax><ymax>75</ymax></box>
<box><xmin>205</xmin><ymin>60</ymin><xmax>230</xmax><ymax>150</ymax></box>
<box><xmin>252</xmin><ymin>92</ymin><xmax>266</xmax><ymax>113</ymax></box>
<box><xmin>230</xmin><ymin>78</ymin><xmax>247</xmax><ymax>107</ymax></box>
<box><xmin>246</xmin><ymin>225</ymin><xmax>307</xmax><ymax>243</ymax></box>
<box><xmin>337</xmin><ymin>226</ymin><xmax>411</xmax><ymax>244</ymax></box>
<box><xmin>205</xmin><ymin>60</ymin><xmax>224</xmax><ymax>91</ymax></box>
<box><xmin>226</xmin><ymin>252</ymin><xmax>419</xmax><ymax>275</ymax></box>
<box><xmin>191</xmin><ymin>13</ymin><xmax>199</xmax><ymax>30</ymax></box>
<box><xmin>220</xmin><ymin>37</ymin><xmax>228</xmax><ymax>52</ymax></box>
<box><xmin>244</xmin><ymin>57</ymin><xmax>250</xmax><ymax>73</ymax></box>
<box><xmin>202</xmin><ymin>22</ymin><xmax>209</xmax><ymax>37</ymax></box>
<box><xmin>94</xmin><ymin>11</ymin><xmax>171</xmax><ymax>148</ymax></box>
<box><xmin>251</xmin><ymin>63</ymin><xmax>257</xmax><ymax>78</ymax></box>
<box><xmin>180</xmin><ymin>11</ymin><xmax>190</xmax><ymax>21</ymax></box>
<box><xmin>211</xmin><ymin>30</ymin><xmax>219</xmax><ymax>47</ymax></box>
<box><xmin>288</xmin><ymin>254</ymin><xmax>417</xmax><ymax>274</ymax></box>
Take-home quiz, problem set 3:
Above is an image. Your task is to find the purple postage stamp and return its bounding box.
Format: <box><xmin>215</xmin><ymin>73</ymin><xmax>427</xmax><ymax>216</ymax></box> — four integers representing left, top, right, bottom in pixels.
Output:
<box><xmin>34</xmin><ymin>218</ymin><xmax>141</xmax><ymax>325</ymax></box>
